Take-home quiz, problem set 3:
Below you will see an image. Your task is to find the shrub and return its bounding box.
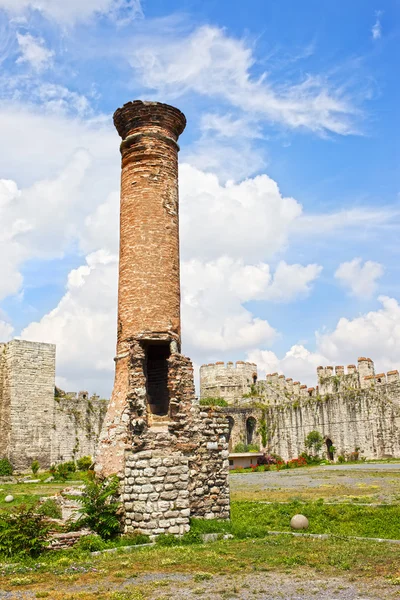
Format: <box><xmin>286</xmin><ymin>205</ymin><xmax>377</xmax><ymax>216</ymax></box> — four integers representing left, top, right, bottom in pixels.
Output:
<box><xmin>31</xmin><ymin>460</ymin><xmax>40</xmax><ymax>476</ymax></box>
<box><xmin>76</xmin><ymin>456</ymin><xmax>93</xmax><ymax>471</ymax></box>
<box><xmin>337</xmin><ymin>455</ymin><xmax>346</xmax><ymax>463</ymax></box>
<box><xmin>0</xmin><ymin>458</ymin><xmax>13</xmax><ymax>476</ymax></box>
<box><xmin>76</xmin><ymin>534</ymin><xmax>105</xmax><ymax>552</ymax></box>
<box><xmin>54</xmin><ymin>461</ymin><xmax>76</xmax><ymax>481</ymax></box>
<box><xmin>37</xmin><ymin>499</ymin><xmax>62</xmax><ymax>519</ymax></box>
<box><xmin>199</xmin><ymin>397</ymin><xmax>228</xmax><ymax>407</ymax></box>
<box><xmin>0</xmin><ymin>506</ymin><xmax>50</xmax><ymax>557</ymax></box>
<box><xmin>76</xmin><ymin>475</ymin><xmax>121</xmax><ymax>539</ymax></box>
<box><xmin>233</xmin><ymin>443</ymin><xmax>260</xmax><ymax>453</ymax></box>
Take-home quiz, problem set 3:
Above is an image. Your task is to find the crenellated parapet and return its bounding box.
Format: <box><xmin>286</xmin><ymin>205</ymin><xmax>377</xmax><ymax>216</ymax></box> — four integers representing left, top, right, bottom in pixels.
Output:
<box><xmin>317</xmin><ymin>357</ymin><xmax>399</xmax><ymax>394</ymax></box>
<box><xmin>200</xmin><ymin>361</ymin><xmax>257</xmax><ymax>404</ymax></box>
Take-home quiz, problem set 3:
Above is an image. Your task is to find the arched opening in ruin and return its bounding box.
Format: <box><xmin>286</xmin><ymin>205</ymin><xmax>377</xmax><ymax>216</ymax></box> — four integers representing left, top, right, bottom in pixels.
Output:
<box><xmin>226</xmin><ymin>416</ymin><xmax>235</xmax><ymax>452</ymax></box>
<box><xmin>252</xmin><ymin>373</ymin><xmax>257</xmax><ymax>384</ymax></box>
<box><xmin>144</xmin><ymin>342</ymin><xmax>171</xmax><ymax>416</ymax></box>
<box><xmin>246</xmin><ymin>416</ymin><xmax>257</xmax><ymax>446</ymax></box>
<box><xmin>325</xmin><ymin>438</ymin><xmax>334</xmax><ymax>460</ymax></box>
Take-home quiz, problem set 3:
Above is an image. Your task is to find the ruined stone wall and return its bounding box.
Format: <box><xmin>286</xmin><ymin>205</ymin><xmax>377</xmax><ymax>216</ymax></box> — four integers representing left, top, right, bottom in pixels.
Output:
<box><xmin>1</xmin><ymin>340</ymin><xmax>56</xmax><ymax>470</ymax></box>
<box><xmin>123</xmin><ymin>406</ymin><xmax>230</xmax><ymax>538</ymax></box>
<box><xmin>0</xmin><ymin>339</ymin><xmax>108</xmax><ymax>470</ymax></box>
<box><xmin>200</xmin><ymin>361</ymin><xmax>257</xmax><ymax>404</ymax></box>
<box><xmin>212</xmin><ymin>358</ymin><xmax>400</xmax><ymax>461</ymax></box>
<box><xmin>51</xmin><ymin>392</ymin><xmax>108</xmax><ymax>465</ymax></box>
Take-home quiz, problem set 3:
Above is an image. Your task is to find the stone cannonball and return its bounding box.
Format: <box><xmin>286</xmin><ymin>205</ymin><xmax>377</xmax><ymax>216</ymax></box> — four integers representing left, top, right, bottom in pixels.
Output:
<box><xmin>290</xmin><ymin>514</ymin><xmax>309</xmax><ymax>530</ymax></box>
<box><xmin>4</xmin><ymin>495</ymin><xmax>14</xmax><ymax>503</ymax></box>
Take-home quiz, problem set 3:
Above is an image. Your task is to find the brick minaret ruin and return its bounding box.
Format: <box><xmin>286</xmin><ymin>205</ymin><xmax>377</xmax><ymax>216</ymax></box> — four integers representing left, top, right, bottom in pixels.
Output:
<box><xmin>96</xmin><ymin>101</ymin><xmax>230</xmax><ymax>537</ymax></box>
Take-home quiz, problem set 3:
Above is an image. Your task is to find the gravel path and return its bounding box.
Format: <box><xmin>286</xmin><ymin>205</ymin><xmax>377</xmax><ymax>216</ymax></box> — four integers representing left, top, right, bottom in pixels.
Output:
<box><xmin>230</xmin><ymin>463</ymin><xmax>400</xmax><ymax>503</ymax></box>
<box><xmin>0</xmin><ymin>571</ymin><xmax>398</xmax><ymax>599</ymax></box>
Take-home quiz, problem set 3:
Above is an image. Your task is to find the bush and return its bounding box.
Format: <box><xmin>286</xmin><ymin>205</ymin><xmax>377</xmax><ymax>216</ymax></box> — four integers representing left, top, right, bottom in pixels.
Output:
<box><xmin>37</xmin><ymin>499</ymin><xmax>62</xmax><ymax>519</ymax></box>
<box><xmin>337</xmin><ymin>454</ymin><xmax>346</xmax><ymax>463</ymax></box>
<box><xmin>233</xmin><ymin>443</ymin><xmax>260</xmax><ymax>453</ymax></box>
<box><xmin>0</xmin><ymin>458</ymin><xmax>13</xmax><ymax>476</ymax></box>
<box><xmin>76</xmin><ymin>475</ymin><xmax>121</xmax><ymax>540</ymax></box>
<box><xmin>199</xmin><ymin>397</ymin><xmax>228</xmax><ymax>407</ymax></box>
<box><xmin>76</xmin><ymin>456</ymin><xmax>93</xmax><ymax>471</ymax></box>
<box><xmin>54</xmin><ymin>461</ymin><xmax>76</xmax><ymax>481</ymax></box>
<box><xmin>305</xmin><ymin>430</ymin><xmax>323</xmax><ymax>455</ymax></box>
<box><xmin>76</xmin><ymin>534</ymin><xmax>105</xmax><ymax>552</ymax></box>
<box><xmin>0</xmin><ymin>506</ymin><xmax>50</xmax><ymax>557</ymax></box>
<box><xmin>31</xmin><ymin>460</ymin><xmax>40</xmax><ymax>476</ymax></box>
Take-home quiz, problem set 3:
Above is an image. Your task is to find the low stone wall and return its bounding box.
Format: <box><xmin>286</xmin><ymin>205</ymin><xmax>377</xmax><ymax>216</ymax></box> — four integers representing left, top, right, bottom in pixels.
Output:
<box><xmin>123</xmin><ymin>450</ymin><xmax>190</xmax><ymax>537</ymax></box>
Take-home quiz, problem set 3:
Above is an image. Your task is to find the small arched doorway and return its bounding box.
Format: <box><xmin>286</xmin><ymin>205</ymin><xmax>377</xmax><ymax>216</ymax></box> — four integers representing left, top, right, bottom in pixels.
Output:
<box><xmin>325</xmin><ymin>437</ymin><xmax>334</xmax><ymax>460</ymax></box>
<box><xmin>246</xmin><ymin>416</ymin><xmax>257</xmax><ymax>446</ymax></box>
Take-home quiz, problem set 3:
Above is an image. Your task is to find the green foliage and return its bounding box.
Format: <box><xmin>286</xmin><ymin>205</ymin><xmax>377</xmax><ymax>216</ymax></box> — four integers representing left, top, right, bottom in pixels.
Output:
<box><xmin>0</xmin><ymin>458</ymin><xmax>13</xmax><ymax>476</ymax></box>
<box><xmin>31</xmin><ymin>460</ymin><xmax>40</xmax><ymax>476</ymax></box>
<box><xmin>76</xmin><ymin>475</ymin><xmax>121</xmax><ymax>539</ymax></box>
<box><xmin>304</xmin><ymin>430</ymin><xmax>324</xmax><ymax>455</ymax></box>
<box><xmin>76</xmin><ymin>456</ymin><xmax>93</xmax><ymax>471</ymax></box>
<box><xmin>76</xmin><ymin>534</ymin><xmax>105</xmax><ymax>552</ymax></box>
<box><xmin>0</xmin><ymin>505</ymin><xmax>50</xmax><ymax>557</ymax></box>
<box><xmin>53</xmin><ymin>461</ymin><xmax>76</xmax><ymax>481</ymax></box>
<box><xmin>199</xmin><ymin>397</ymin><xmax>228</xmax><ymax>407</ymax></box>
<box><xmin>243</xmin><ymin>384</ymin><xmax>259</xmax><ymax>398</ymax></box>
<box><xmin>257</xmin><ymin>410</ymin><xmax>268</xmax><ymax>448</ymax></box>
<box><xmin>337</xmin><ymin>455</ymin><xmax>346</xmax><ymax>463</ymax></box>
<box><xmin>37</xmin><ymin>499</ymin><xmax>62</xmax><ymax>519</ymax></box>
<box><xmin>233</xmin><ymin>443</ymin><xmax>260</xmax><ymax>453</ymax></box>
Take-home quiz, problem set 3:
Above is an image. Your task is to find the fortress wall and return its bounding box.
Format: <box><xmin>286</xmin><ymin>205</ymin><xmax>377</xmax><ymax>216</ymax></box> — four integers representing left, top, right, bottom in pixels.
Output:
<box><xmin>0</xmin><ymin>343</ymin><xmax>11</xmax><ymax>459</ymax></box>
<box><xmin>51</xmin><ymin>393</ymin><xmax>108</xmax><ymax>465</ymax></box>
<box><xmin>200</xmin><ymin>361</ymin><xmax>257</xmax><ymax>404</ymax></box>
<box><xmin>0</xmin><ymin>339</ymin><xmax>108</xmax><ymax>471</ymax></box>
<box><xmin>5</xmin><ymin>340</ymin><xmax>56</xmax><ymax>470</ymax></box>
<box><xmin>225</xmin><ymin>380</ymin><xmax>400</xmax><ymax>461</ymax></box>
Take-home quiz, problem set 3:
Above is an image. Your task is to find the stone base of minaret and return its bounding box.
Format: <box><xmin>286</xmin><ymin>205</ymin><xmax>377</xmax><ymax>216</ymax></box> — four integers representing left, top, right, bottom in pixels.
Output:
<box><xmin>96</xmin><ymin>336</ymin><xmax>230</xmax><ymax>537</ymax></box>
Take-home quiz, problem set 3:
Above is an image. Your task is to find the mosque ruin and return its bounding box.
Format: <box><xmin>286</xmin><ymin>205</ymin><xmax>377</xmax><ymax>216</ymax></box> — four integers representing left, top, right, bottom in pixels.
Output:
<box><xmin>95</xmin><ymin>100</ymin><xmax>230</xmax><ymax>537</ymax></box>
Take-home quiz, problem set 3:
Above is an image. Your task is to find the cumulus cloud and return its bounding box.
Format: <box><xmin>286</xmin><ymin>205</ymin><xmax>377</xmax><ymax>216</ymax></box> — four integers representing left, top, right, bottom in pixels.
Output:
<box><xmin>131</xmin><ymin>25</ymin><xmax>360</xmax><ymax>136</ymax></box>
<box><xmin>247</xmin><ymin>296</ymin><xmax>400</xmax><ymax>388</ymax></box>
<box><xmin>179</xmin><ymin>164</ymin><xmax>302</xmax><ymax>262</ymax></box>
<box><xmin>247</xmin><ymin>345</ymin><xmax>329</xmax><ymax>387</ymax></box>
<box><xmin>0</xmin><ymin>0</ymin><xmax>143</xmax><ymax>24</ymax></box>
<box><xmin>16</xmin><ymin>33</ymin><xmax>54</xmax><ymax>71</ymax></box>
<box><xmin>22</xmin><ymin>250</ymin><xmax>118</xmax><ymax>393</ymax></box>
<box><xmin>0</xmin><ymin>319</ymin><xmax>14</xmax><ymax>341</ymax></box>
<box><xmin>335</xmin><ymin>258</ymin><xmax>384</xmax><ymax>298</ymax></box>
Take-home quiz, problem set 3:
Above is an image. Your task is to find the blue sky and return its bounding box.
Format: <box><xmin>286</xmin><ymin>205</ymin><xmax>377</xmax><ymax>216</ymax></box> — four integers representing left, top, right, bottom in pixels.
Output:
<box><xmin>0</xmin><ymin>0</ymin><xmax>399</xmax><ymax>395</ymax></box>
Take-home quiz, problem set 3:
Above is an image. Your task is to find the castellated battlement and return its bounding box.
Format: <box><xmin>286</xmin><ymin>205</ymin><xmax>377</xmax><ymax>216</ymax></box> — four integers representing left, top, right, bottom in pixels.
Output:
<box><xmin>317</xmin><ymin>357</ymin><xmax>400</xmax><ymax>394</ymax></box>
<box><xmin>200</xmin><ymin>361</ymin><xmax>257</xmax><ymax>404</ymax></box>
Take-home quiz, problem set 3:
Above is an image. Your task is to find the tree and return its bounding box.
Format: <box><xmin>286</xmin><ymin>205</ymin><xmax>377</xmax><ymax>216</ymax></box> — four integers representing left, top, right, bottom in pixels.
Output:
<box><xmin>304</xmin><ymin>430</ymin><xmax>323</xmax><ymax>456</ymax></box>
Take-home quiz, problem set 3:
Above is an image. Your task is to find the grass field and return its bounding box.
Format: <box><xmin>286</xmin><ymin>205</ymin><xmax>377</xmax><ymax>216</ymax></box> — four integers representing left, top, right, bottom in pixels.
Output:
<box><xmin>0</xmin><ymin>465</ymin><xmax>399</xmax><ymax>599</ymax></box>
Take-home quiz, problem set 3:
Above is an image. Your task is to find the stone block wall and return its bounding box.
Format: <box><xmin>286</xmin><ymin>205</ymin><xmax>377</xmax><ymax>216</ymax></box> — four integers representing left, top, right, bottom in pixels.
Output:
<box><xmin>200</xmin><ymin>361</ymin><xmax>257</xmax><ymax>404</ymax></box>
<box><xmin>0</xmin><ymin>339</ymin><xmax>108</xmax><ymax>470</ymax></box>
<box><xmin>124</xmin><ymin>451</ymin><xmax>190</xmax><ymax>537</ymax></box>
<box><xmin>0</xmin><ymin>340</ymin><xmax>56</xmax><ymax>470</ymax></box>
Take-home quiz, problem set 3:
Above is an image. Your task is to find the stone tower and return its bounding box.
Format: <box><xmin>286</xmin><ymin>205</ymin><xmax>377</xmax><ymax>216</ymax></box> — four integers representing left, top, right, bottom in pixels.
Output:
<box><xmin>95</xmin><ymin>101</ymin><xmax>230</xmax><ymax>537</ymax></box>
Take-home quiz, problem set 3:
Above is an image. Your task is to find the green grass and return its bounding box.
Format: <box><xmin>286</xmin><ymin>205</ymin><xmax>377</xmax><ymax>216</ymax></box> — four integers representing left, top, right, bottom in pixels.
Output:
<box><xmin>189</xmin><ymin>500</ymin><xmax>400</xmax><ymax>540</ymax></box>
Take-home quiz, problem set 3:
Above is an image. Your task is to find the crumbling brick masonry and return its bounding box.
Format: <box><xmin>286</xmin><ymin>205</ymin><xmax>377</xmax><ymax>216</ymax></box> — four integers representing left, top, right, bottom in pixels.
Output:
<box><xmin>95</xmin><ymin>100</ymin><xmax>230</xmax><ymax>537</ymax></box>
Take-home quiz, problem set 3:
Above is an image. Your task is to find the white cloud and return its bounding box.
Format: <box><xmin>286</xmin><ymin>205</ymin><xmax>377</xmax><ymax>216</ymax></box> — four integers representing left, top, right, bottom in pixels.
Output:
<box><xmin>22</xmin><ymin>250</ymin><xmax>118</xmax><ymax>393</ymax></box>
<box><xmin>372</xmin><ymin>12</ymin><xmax>382</xmax><ymax>40</ymax></box>
<box><xmin>179</xmin><ymin>164</ymin><xmax>302</xmax><ymax>262</ymax></box>
<box><xmin>247</xmin><ymin>345</ymin><xmax>329</xmax><ymax>387</ymax></box>
<box><xmin>0</xmin><ymin>320</ymin><xmax>14</xmax><ymax>341</ymax></box>
<box><xmin>16</xmin><ymin>33</ymin><xmax>54</xmax><ymax>71</ymax></box>
<box><xmin>131</xmin><ymin>25</ymin><xmax>360</xmax><ymax>136</ymax></box>
<box><xmin>0</xmin><ymin>0</ymin><xmax>143</xmax><ymax>24</ymax></box>
<box><xmin>335</xmin><ymin>258</ymin><xmax>384</xmax><ymax>298</ymax></box>
<box><xmin>247</xmin><ymin>296</ymin><xmax>400</xmax><ymax>388</ymax></box>
<box><xmin>317</xmin><ymin>296</ymin><xmax>400</xmax><ymax>371</ymax></box>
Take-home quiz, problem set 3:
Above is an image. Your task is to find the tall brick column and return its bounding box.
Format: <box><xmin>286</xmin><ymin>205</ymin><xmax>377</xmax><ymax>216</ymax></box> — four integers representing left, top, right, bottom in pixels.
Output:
<box><xmin>114</xmin><ymin>101</ymin><xmax>186</xmax><ymax>352</ymax></box>
<box><xmin>96</xmin><ymin>101</ymin><xmax>188</xmax><ymax>476</ymax></box>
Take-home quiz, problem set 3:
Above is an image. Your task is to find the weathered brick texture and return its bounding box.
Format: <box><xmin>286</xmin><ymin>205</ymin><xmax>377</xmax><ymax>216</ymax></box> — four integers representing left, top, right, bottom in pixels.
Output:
<box><xmin>96</xmin><ymin>100</ymin><xmax>230</xmax><ymax>535</ymax></box>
